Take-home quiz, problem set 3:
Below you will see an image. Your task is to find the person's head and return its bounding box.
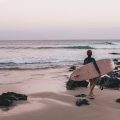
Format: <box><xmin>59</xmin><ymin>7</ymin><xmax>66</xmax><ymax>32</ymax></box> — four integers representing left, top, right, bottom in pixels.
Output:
<box><xmin>87</xmin><ymin>50</ymin><xmax>92</xmax><ymax>57</ymax></box>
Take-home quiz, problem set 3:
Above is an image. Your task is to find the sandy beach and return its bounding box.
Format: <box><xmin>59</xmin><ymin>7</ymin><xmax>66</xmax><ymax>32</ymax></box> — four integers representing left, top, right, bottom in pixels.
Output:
<box><xmin>0</xmin><ymin>68</ymin><xmax>120</xmax><ymax>120</ymax></box>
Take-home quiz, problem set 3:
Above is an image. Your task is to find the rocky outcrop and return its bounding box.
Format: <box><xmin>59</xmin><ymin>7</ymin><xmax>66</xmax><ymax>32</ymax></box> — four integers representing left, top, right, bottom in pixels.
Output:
<box><xmin>76</xmin><ymin>99</ymin><xmax>90</xmax><ymax>106</ymax></box>
<box><xmin>0</xmin><ymin>92</ymin><xmax>27</xmax><ymax>107</ymax></box>
<box><xmin>66</xmin><ymin>80</ymin><xmax>89</xmax><ymax>90</ymax></box>
<box><xmin>69</xmin><ymin>66</ymin><xmax>76</xmax><ymax>71</ymax></box>
<box><xmin>96</xmin><ymin>71</ymin><xmax>120</xmax><ymax>89</ymax></box>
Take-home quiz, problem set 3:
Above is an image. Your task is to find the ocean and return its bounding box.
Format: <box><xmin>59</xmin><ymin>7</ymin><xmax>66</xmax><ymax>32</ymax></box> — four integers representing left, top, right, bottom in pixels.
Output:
<box><xmin>0</xmin><ymin>40</ymin><xmax>120</xmax><ymax>70</ymax></box>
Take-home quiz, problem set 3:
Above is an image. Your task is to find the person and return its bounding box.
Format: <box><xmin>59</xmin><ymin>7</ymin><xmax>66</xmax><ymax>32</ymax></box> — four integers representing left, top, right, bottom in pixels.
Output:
<box><xmin>84</xmin><ymin>50</ymin><xmax>101</xmax><ymax>98</ymax></box>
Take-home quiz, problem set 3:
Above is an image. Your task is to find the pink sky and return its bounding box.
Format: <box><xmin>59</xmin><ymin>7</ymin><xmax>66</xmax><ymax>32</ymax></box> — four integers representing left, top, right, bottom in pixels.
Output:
<box><xmin>0</xmin><ymin>0</ymin><xmax>120</xmax><ymax>40</ymax></box>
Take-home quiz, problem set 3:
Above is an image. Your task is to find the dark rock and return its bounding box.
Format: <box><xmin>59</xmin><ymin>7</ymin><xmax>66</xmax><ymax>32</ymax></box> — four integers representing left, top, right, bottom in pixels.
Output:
<box><xmin>66</xmin><ymin>80</ymin><xmax>89</xmax><ymax>90</ymax></box>
<box><xmin>69</xmin><ymin>66</ymin><xmax>76</xmax><ymax>71</ymax></box>
<box><xmin>96</xmin><ymin>75</ymin><xmax>120</xmax><ymax>89</ymax></box>
<box><xmin>107</xmin><ymin>71</ymin><xmax>120</xmax><ymax>78</ymax></box>
<box><xmin>0</xmin><ymin>98</ymin><xmax>13</xmax><ymax>106</ymax></box>
<box><xmin>113</xmin><ymin>59</ymin><xmax>118</xmax><ymax>62</ymax></box>
<box><xmin>116</xmin><ymin>62</ymin><xmax>120</xmax><ymax>65</ymax></box>
<box><xmin>75</xmin><ymin>94</ymin><xmax>87</xmax><ymax>97</ymax></box>
<box><xmin>9</xmin><ymin>92</ymin><xmax>27</xmax><ymax>100</ymax></box>
<box><xmin>110</xmin><ymin>53</ymin><xmax>120</xmax><ymax>55</ymax></box>
<box><xmin>1</xmin><ymin>93</ymin><xmax>18</xmax><ymax>101</ymax></box>
<box><xmin>116</xmin><ymin>98</ymin><xmax>120</xmax><ymax>103</ymax></box>
<box><xmin>104</xmin><ymin>78</ymin><xmax>120</xmax><ymax>88</ymax></box>
<box><xmin>0</xmin><ymin>92</ymin><xmax>27</xmax><ymax>107</ymax></box>
<box><xmin>2</xmin><ymin>92</ymin><xmax>27</xmax><ymax>101</ymax></box>
<box><xmin>115</xmin><ymin>67</ymin><xmax>118</xmax><ymax>70</ymax></box>
<box><xmin>76</xmin><ymin>99</ymin><xmax>90</xmax><ymax>106</ymax></box>
<box><xmin>96</xmin><ymin>76</ymin><xmax>110</xmax><ymax>86</ymax></box>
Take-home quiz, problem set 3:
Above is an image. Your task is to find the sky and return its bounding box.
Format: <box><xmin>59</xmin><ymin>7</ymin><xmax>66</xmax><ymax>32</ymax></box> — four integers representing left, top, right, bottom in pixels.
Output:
<box><xmin>0</xmin><ymin>0</ymin><xmax>120</xmax><ymax>40</ymax></box>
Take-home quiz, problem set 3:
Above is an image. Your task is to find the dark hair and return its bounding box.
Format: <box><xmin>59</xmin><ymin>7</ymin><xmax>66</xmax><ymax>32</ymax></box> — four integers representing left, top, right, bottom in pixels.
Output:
<box><xmin>87</xmin><ymin>50</ymin><xmax>92</xmax><ymax>56</ymax></box>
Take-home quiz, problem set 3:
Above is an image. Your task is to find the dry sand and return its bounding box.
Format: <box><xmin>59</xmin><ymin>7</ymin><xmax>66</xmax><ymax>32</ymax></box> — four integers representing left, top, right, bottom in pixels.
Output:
<box><xmin>0</xmin><ymin>68</ymin><xmax>120</xmax><ymax>120</ymax></box>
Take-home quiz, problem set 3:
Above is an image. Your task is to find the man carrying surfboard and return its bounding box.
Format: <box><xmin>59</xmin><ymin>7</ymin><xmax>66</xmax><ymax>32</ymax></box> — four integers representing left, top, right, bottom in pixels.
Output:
<box><xmin>84</xmin><ymin>50</ymin><xmax>101</xmax><ymax>98</ymax></box>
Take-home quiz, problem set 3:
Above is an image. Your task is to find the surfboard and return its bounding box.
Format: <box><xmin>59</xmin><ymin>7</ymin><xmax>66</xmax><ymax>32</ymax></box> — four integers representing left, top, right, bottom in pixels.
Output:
<box><xmin>70</xmin><ymin>59</ymin><xmax>115</xmax><ymax>81</ymax></box>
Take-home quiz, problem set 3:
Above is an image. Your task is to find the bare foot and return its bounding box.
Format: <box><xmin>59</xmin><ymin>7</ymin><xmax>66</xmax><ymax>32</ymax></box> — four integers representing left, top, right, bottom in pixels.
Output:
<box><xmin>87</xmin><ymin>95</ymin><xmax>95</xmax><ymax>99</ymax></box>
<box><xmin>91</xmin><ymin>93</ymin><xmax>95</xmax><ymax>96</ymax></box>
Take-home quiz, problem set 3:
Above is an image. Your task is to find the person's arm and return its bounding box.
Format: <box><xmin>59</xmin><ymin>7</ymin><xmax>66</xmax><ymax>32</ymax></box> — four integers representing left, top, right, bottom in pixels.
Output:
<box><xmin>92</xmin><ymin>58</ymin><xmax>101</xmax><ymax>74</ymax></box>
<box><xmin>83</xmin><ymin>58</ymin><xmax>87</xmax><ymax>65</ymax></box>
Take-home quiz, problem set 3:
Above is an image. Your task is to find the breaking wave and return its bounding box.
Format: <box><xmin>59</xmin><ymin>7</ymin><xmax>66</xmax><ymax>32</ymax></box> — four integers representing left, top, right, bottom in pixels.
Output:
<box><xmin>0</xmin><ymin>57</ymin><xmax>82</xmax><ymax>70</ymax></box>
<box><xmin>0</xmin><ymin>45</ymin><xmax>93</xmax><ymax>50</ymax></box>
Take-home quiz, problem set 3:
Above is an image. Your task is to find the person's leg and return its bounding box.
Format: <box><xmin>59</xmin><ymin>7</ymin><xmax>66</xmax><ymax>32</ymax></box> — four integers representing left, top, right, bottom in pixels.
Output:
<box><xmin>88</xmin><ymin>78</ymin><xmax>97</xmax><ymax>96</ymax></box>
<box><xmin>91</xmin><ymin>79</ymin><xmax>97</xmax><ymax>95</ymax></box>
<box><xmin>88</xmin><ymin>79</ymin><xmax>93</xmax><ymax>96</ymax></box>
<box><xmin>89</xmin><ymin>79</ymin><xmax>92</xmax><ymax>88</ymax></box>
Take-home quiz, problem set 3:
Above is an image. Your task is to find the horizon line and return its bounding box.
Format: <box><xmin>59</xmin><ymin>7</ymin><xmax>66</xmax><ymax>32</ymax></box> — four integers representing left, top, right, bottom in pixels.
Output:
<box><xmin>0</xmin><ymin>39</ymin><xmax>120</xmax><ymax>41</ymax></box>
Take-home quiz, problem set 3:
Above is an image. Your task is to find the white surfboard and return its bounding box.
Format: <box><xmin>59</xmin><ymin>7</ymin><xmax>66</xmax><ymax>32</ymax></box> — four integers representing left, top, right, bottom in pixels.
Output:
<box><xmin>70</xmin><ymin>59</ymin><xmax>115</xmax><ymax>81</ymax></box>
